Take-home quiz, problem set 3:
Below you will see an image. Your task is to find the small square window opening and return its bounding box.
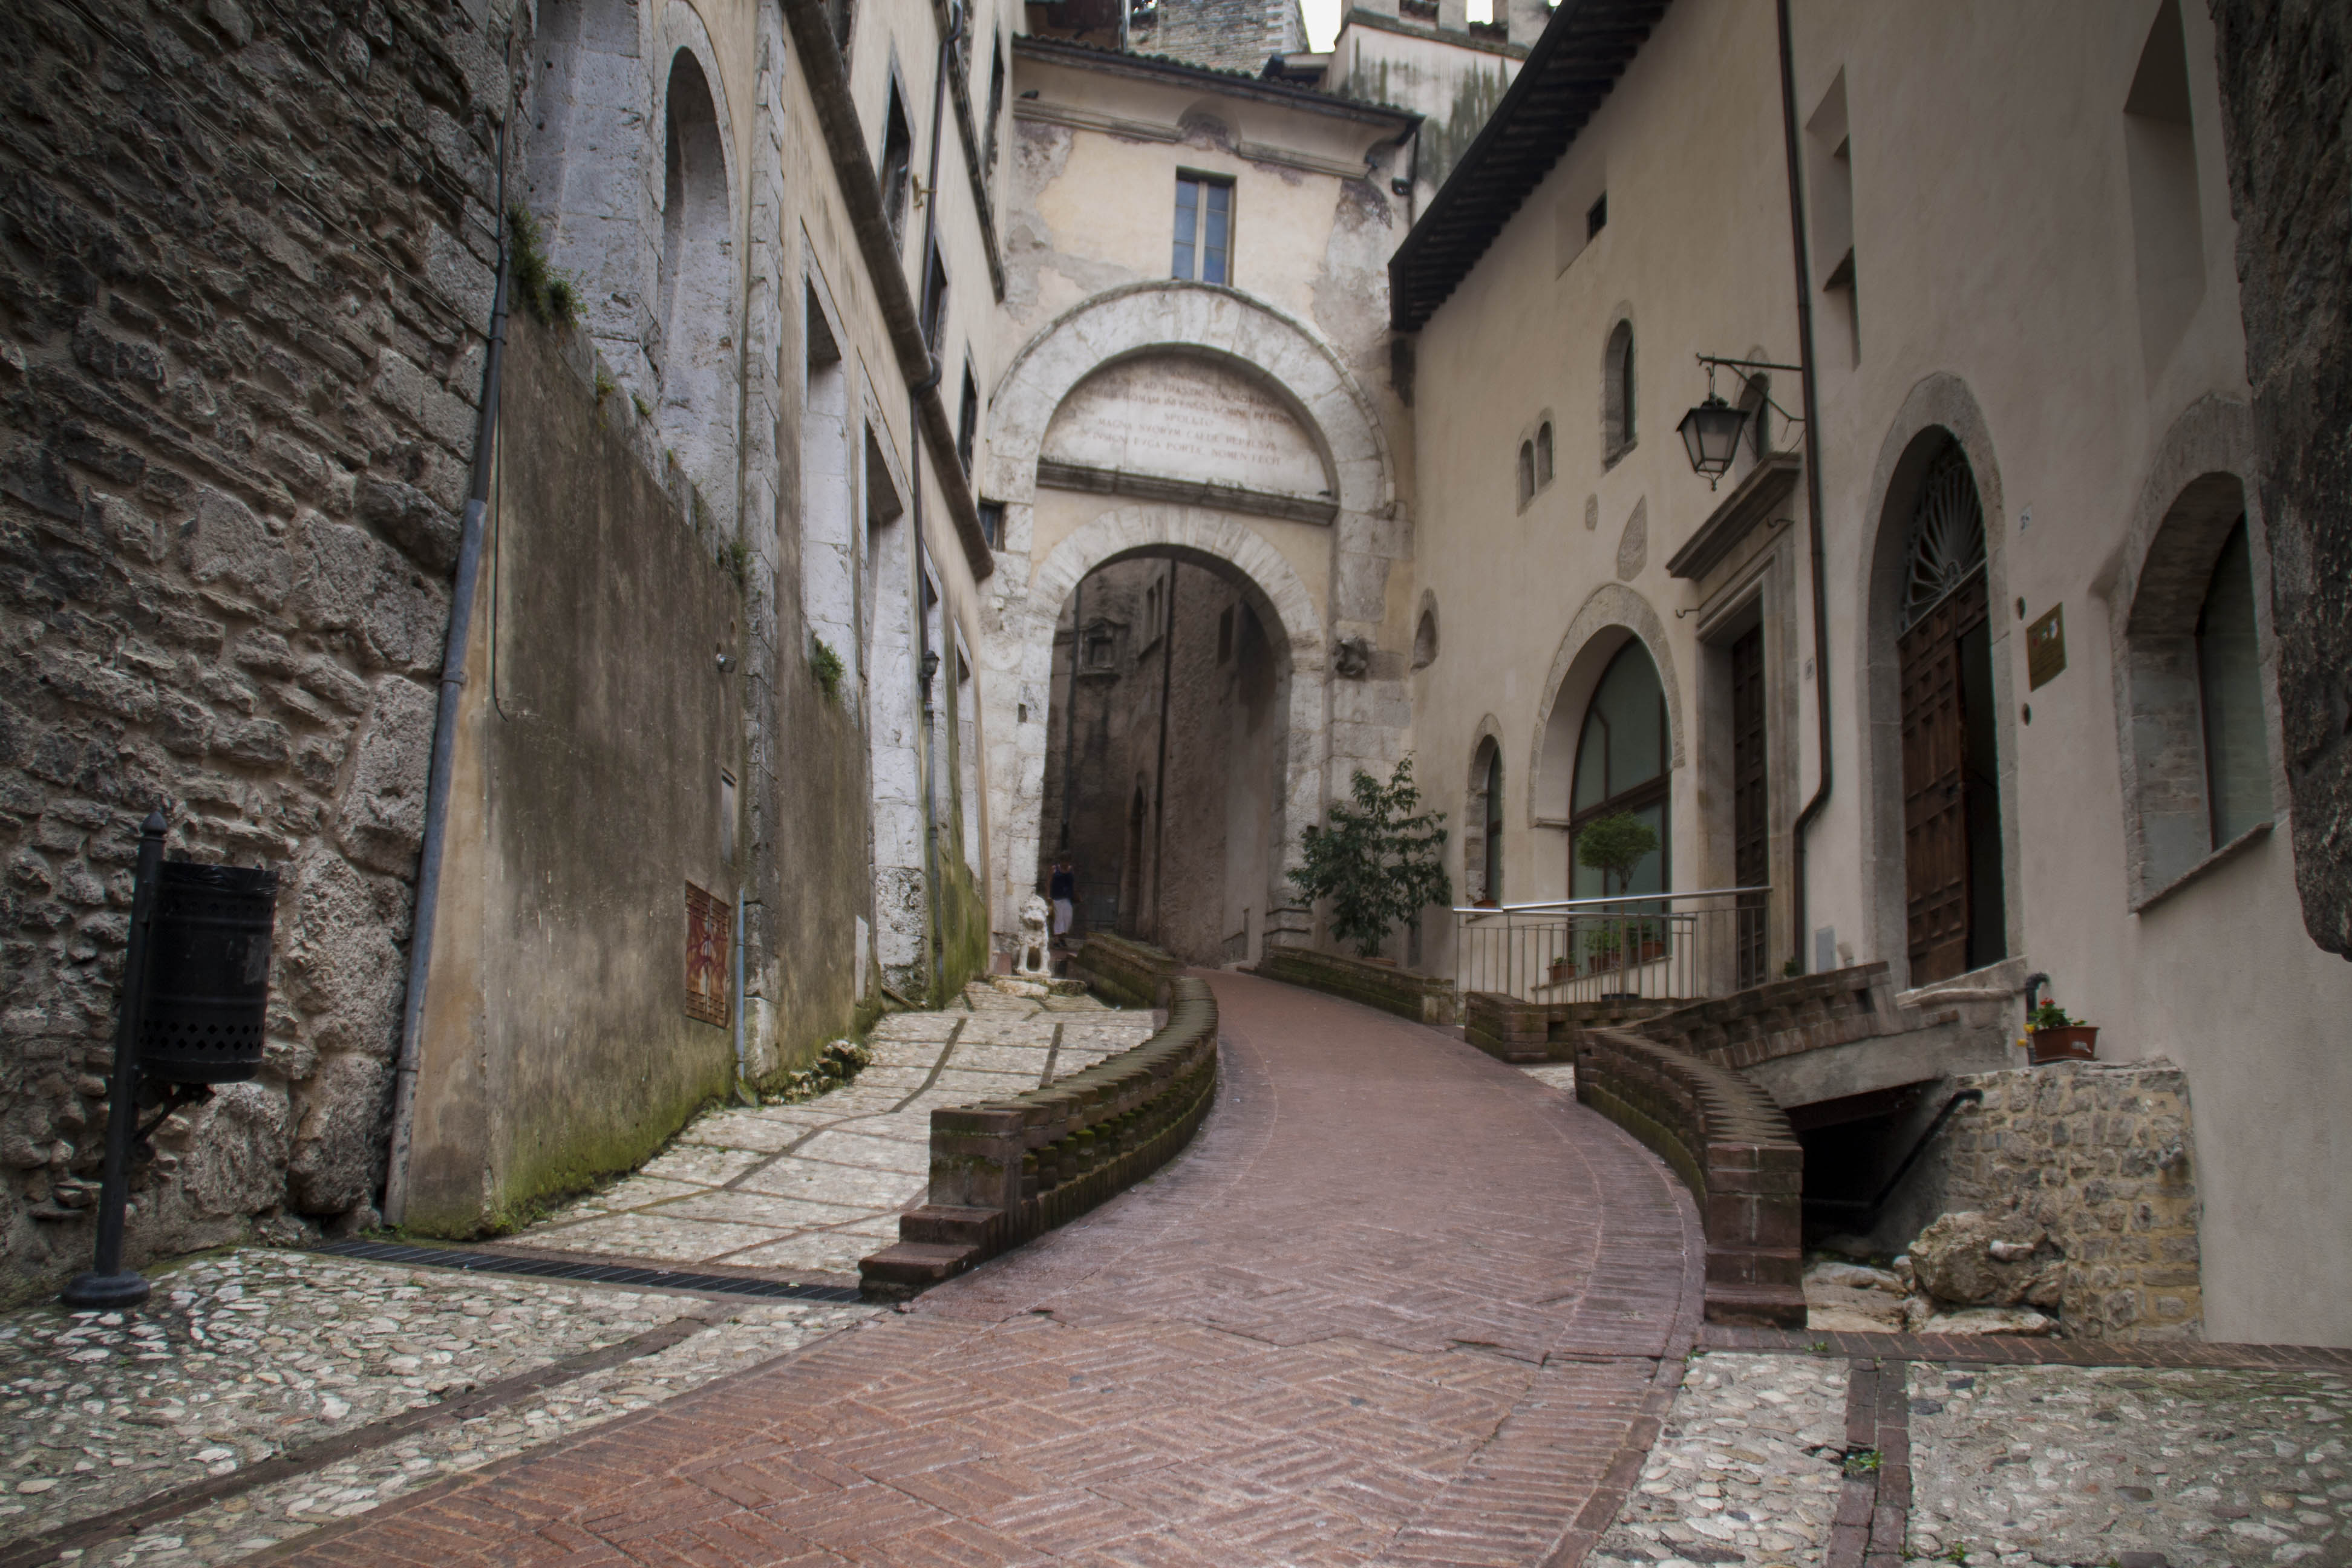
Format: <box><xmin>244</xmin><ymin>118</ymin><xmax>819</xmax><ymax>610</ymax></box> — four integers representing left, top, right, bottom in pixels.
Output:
<box><xmin>1587</xmin><ymin>192</ymin><xmax>1607</xmax><ymax>240</ymax></box>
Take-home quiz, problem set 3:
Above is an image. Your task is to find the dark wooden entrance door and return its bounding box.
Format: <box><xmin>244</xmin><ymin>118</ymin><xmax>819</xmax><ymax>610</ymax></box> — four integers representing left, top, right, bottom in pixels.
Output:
<box><xmin>1898</xmin><ymin>570</ymin><xmax>1988</xmax><ymax>985</ymax></box>
<box><xmin>1730</xmin><ymin>624</ymin><xmax>1769</xmax><ymax>988</ymax></box>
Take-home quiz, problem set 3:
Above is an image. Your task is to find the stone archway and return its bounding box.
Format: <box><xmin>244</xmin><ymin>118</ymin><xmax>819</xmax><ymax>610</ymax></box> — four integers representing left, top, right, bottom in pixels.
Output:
<box><xmin>979</xmin><ymin>282</ymin><xmax>1405</xmax><ymax>952</ymax></box>
<box><xmin>1858</xmin><ymin>373</ymin><xmax>2020</xmax><ymax>985</ymax></box>
<box><xmin>1004</xmin><ymin>506</ymin><xmax>1330</xmax><ymax>953</ymax></box>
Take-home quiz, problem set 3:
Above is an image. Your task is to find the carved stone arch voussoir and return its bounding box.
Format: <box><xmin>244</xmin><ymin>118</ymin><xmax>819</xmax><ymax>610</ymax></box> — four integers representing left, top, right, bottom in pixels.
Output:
<box><xmin>985</xmin><ymin>281</ymin><xmax>1393</xmax><ymax>518</ymax></box>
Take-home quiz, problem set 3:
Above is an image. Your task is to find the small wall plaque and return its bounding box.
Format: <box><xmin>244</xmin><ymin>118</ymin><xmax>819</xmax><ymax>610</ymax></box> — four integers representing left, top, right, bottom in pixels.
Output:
<box><xmin>2026</xmin><ymin>604</ymin><xmax>2066</xmax><ymax>690</ymax></box>
<box><xmin>685</xmin><ymin>881</ymin><xmax>731</xmax><ymax>1026</ymax></box>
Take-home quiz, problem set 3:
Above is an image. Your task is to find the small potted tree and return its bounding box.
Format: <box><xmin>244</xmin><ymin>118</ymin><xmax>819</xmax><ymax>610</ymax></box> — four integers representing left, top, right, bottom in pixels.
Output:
<box><xmin>1575</xmin><ymin>813</ymin><xmax>1662</xmax><ymax>978</ymax></box>
<box><xmin>2027</xmin><ymin>999</ymin><xmax>2098</xmax><ymax>1063</ymax></box>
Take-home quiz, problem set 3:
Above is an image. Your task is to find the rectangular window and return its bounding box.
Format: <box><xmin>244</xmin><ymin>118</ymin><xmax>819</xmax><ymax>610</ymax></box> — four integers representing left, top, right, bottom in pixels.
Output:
<box><xmin>977</xmin><ymin>501</ymin><xmax>1003</xmax><ymax>549</ymax></box>
<box><xmin>956</xmin><ymin>361</ymin><xmax>979</xmax><ymax>472</ymax></box>
<box><xmin>920</xmin><ymin>244</ymin><xmax>948</xmax><ymax>350</ymax></box>
<box><xmin>1172</xmin><ymin>174</ymin><xmax>1232</xmax><ymax>284</ymax></box>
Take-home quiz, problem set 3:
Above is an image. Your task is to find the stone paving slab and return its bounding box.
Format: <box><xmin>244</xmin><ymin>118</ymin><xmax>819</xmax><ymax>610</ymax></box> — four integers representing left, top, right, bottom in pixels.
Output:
<box><xmin>1909</xmin><ymin>1361</ymin><xmax>2352</xmax><ymax>1567</ymax></box>
<box><xmin>1587</xmin><ymin>1351</ymin><xmax>1852</xmax><ymax>1568</ymax></box>
<box><xmin>506</xmin><ymin>984</ymin><xmax>1157</xmax><ymax>1278</ymax></box>
<box><xmin>261</xmin><ymin>972</ymin><xmax>1708</xmax><ymax>1567</ymax></box>
<box><xmin>0</xmin><ymin>1247</ymin><xmax>872</xmax><ymax>1564</ymax></box>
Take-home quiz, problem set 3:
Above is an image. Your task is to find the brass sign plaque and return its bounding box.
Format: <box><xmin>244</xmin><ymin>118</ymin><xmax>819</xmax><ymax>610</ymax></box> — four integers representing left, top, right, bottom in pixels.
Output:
<box><xmin>685</xmin><ymin>881</ymin><xmax>731</xmax><ymax>1026</ymax></box>
<box><xmin>2026</xmin><ymin>604</ymin><xmax>2066</xmax><ymax>690</ymax></box>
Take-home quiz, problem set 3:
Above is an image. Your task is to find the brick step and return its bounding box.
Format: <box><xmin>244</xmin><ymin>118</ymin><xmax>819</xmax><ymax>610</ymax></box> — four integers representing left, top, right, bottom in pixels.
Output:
<box><xmin>898</xmin><ymin>1204</ymin><xmax>998</xmax><ymax>1247</ymax></box>
<box><xmin>857</xmin><ymin>1241</ymin><xmax>979</xmax><ymax>1299</ymax></box>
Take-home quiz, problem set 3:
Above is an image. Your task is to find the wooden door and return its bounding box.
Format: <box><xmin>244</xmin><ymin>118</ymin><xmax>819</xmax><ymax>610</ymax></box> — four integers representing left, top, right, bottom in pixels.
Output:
<box><xmin>1899</xmin><ymin>572</ymin><xmax>1987</xmax><ymax>984</ymax></box>
<box><xmin>1730</xmin><ymin>626</ymin><xmax>1769</xmax><ymax>988</ymax></box>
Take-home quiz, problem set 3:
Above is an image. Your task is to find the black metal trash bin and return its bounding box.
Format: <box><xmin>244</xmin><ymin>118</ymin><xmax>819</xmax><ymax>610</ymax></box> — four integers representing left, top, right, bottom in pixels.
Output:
<box><xmin>137</xmin><ymin>861</ymin><xmax>278</xmax><ymax>1084</ymax></box>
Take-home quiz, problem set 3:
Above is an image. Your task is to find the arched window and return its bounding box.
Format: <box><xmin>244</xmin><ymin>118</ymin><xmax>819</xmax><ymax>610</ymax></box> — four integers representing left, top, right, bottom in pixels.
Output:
<box><xmin>1517</xmin><ymin>440</ymin><xmax>1536</xmax><ymax>506</ymax></box>
<box><xmin>1604</xmin><ymin>319</ymin><xmax>1636</xmax><ymax>460</ymax></box>
<box><xmin>1739</xmin><ymin>373</ymin><xmax>1771</xmax><ymax>460</ymax></box>
<box><xmin>656</xmin><ymin>52</ymin><xmax>737</xmax><ymax>529</ymax></box>
<box><xmin>1412</xmin><ymin>605</ymin><xmax>1438</xmax><ymax>670</ymax></box>
<box><xmin>1466</xmin><ymin>739</ymin><xmax>1504</xmax><ymax>906</ymax></box>
<box><xmin>1570</xmin><ymin>641</ymin><xmax>1669</xmax><ymax>897</ymax></box>
<box><xmin>1535</xmin><ymin>421</ymin><xmax>1554</xmax><ymax>486</ymax></box>
<box><xmin>2197</xmin><ymin>518</ymin><xmax>2266</xmax><ymax>846</ymax></box>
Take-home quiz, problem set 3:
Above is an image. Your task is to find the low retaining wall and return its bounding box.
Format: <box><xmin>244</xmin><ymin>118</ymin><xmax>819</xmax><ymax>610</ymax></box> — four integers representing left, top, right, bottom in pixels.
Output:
<box><xmin>1576</xmin><ymin>1027</ymin><xmax>1806</xmax><ymax>1327</ymax></box>
<box><xmin>860</xmin><ymin>976</ymin><xmax>1220</xmax><ymax>1297</ymax></box>
<box><xmin>1464</xmin><ymin>991</ymin><xmax>1676</xmax><ymax>1063</ymax></box>
<box><xmin>1931</xmin><ymin>1061</ymin><xmax>2201</xmax><ymax>1339</ymax></box>
<box><xmin>1067</xmin><ymin>932</ymin><xmax>1182</xmax><ymax>1011</ymax></box>
<box><xmin>1256</xmin><ymin>946</ymin><xmax>1456</xmax><ymax>1025</ymax></box>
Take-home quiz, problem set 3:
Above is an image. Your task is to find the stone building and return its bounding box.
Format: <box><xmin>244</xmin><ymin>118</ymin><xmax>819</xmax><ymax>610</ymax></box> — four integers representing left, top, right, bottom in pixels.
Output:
<box><xmin>0</xmin><ymin>0</ymin><xmax>1012</xmax><ymax>1296</ymax></box>
<box><xmin>4</xmin><ymin>0</ymin><xmax>2345</xmax><ymax>1352</ymax></box>
<box><xmin>1390</xmin><ymin>0</ymin><xmax>2352</xmax><ymax>1345</ymax></box>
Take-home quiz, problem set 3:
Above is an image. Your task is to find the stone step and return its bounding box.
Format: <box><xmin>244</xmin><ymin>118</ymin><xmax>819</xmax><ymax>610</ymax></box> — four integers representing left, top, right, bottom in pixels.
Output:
<box><xmin>857</xmin><ymin>1241</ymin><xmax>980</xmax><ymax>1300</ymax></box>
<box><xmin>899</xmin><ymin>1204</ymin><xmax>998</xmax><ymax>1247</ymax></box>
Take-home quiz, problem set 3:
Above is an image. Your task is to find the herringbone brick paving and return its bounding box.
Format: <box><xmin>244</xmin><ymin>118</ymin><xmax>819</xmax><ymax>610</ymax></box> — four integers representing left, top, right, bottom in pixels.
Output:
<box><xmin>262</xmin><ymin>972</ymin><xmax>1705</xmax><ymax>1567</ymax></box>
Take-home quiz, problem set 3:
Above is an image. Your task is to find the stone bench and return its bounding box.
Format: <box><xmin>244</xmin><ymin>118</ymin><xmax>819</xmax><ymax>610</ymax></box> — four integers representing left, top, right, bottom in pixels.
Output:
<box><xmin>859</xmin><ymin>976</ymin><xmax>1220</xmax><ymax>1298</ymax></box>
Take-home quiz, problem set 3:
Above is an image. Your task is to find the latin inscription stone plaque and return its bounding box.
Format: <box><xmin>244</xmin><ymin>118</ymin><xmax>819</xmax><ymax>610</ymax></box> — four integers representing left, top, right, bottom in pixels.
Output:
<box><xmin>1041</xmin><ymin>354</ymin><xmax>1328</xmax><ymax>501</ymax></box>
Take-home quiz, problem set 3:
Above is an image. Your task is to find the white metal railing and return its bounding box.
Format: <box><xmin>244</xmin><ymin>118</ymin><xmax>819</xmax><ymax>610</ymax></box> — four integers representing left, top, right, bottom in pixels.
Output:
<box><xmin>1452</xmin><ymin>887</ymin><xmax>1771</xmax><ymax>1004</ymax></box>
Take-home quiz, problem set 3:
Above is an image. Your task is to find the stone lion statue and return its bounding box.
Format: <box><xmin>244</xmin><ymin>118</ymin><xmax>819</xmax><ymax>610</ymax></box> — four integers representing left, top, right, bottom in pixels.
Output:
<box><xmin>1016</xmin><ymin>893</ymin><xmax>1053</xmax><ymax>976</ymax></box>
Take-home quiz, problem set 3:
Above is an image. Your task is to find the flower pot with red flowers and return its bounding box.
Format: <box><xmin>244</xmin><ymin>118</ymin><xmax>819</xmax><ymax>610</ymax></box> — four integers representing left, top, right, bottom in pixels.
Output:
<box><xmin>2028</xmin><ymin>1001</ymin><xmax>2097</xmax><ymax>1063</ymax></box>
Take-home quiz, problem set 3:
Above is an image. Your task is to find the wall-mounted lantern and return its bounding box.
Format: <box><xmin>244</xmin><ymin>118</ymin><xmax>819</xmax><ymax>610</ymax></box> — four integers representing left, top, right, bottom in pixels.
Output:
<box><xmin>1678</xmin><ymin>354</ymin><xmax>1806</xmax><ymax>489</ymax></box>
<box><xmin>1677</xmin><ymin>394</ymin><xmax>1749</xmax><ymax>488</ymax></box>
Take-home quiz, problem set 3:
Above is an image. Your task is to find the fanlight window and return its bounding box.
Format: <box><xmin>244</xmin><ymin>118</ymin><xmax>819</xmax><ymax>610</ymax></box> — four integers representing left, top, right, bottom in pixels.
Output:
<box><xmin>1569</xmin><ymin>641</ymin><xmax>1670</xmax><ymax>898</ymax></box>
<box><xmin>1901</xmin><ymin>439</ymin><xmax>1988</xmax><ymax>632</ymax></box>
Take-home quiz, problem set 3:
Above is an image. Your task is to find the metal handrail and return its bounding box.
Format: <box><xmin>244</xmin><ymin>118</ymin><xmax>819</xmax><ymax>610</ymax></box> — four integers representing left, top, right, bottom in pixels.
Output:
<box><xmin>1451</xmin><ymin>886</ymin><xmax>1770</xmax><ymax>915</ymax></box>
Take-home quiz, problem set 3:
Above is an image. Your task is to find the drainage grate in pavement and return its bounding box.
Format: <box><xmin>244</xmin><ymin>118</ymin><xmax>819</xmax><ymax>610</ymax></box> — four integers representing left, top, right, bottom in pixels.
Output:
<box><xmin>310</xmin><ymin>1240</ymin><xmax>866</xmax><ymax>1302</ymax></box>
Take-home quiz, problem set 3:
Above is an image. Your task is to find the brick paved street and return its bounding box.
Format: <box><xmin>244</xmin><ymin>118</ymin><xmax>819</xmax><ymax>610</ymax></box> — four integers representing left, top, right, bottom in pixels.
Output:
<box><xmin>260</xmin><ymin>972</ymin><xmax>1706</xmax><ymax>1566</ymax></box>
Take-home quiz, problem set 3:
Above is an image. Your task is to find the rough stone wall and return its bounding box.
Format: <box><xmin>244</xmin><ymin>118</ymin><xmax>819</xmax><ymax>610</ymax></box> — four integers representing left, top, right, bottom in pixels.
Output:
<box><xmin>1935</xmin><ymin>1062</ymin><xmax>2203</xmax><ymax>1340</ymax></box>
<box><xmin>2208</xmin><ymin>0</ymin><xmax>2352</xmax><ymax>959</ymax></box>
<box><xmin>0</xmin><ymin>0</ymin><xmax>511</xmax><ymax>1299</ymax></box>
<box><xmin>1128</xmin><ymin>0</ymin><xmax>1305</xmax><ymax>74</ymax></box>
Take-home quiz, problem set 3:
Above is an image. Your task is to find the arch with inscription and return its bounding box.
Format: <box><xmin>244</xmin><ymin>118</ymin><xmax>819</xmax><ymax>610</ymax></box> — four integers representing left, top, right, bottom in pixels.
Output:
<box><xmin>981</xmin><ymin>282</ymin><xmax>1405</xmax><ymax>950</ymax></box>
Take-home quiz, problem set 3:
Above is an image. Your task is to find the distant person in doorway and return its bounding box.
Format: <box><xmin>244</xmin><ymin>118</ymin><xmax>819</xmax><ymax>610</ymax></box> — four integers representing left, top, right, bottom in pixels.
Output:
<box><xmin>1049</xmin><ymin>860</ymin><xmax>1076</xmax><ymax>943</ymax></box>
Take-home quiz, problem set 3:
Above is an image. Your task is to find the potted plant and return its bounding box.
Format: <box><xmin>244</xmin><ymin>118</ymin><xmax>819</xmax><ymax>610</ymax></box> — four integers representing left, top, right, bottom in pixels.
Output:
<box><xmin>2028</xmin><ymin>999</ymin><xmax>2098</xmax><ymax>1063</ymax></box>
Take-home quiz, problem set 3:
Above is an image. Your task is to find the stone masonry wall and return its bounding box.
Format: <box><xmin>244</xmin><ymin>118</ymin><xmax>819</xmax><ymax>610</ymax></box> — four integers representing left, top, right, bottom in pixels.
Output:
<box><xmin>2209</xmin><ymin>0</ymin><xmax>2352</xmax><ymax>960</ymax></box>
<box><xmin>0</xmin><ymin>0</ymin><xmax>511</xmax><ymax>1301</ymax></box>
<box><xmin>1935</xmin><ymin>1062</ymin><xmax>2203</xmax><ymax>1340</ymax></box>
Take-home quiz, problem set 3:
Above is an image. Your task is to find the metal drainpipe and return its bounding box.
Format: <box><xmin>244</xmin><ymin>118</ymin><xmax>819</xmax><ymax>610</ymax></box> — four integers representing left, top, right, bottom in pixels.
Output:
<box><xmin>908</xmin><ymin>1</ymin><xmax>964</xmax><ymax>1002</ymax></box>
<box><xmin>382</xmin><ymin>117</ymin><xmax>514</xmax><ymax>1229</ymax></box>
<box><xmin>1776</xmin><ymin>0</ymin><xmax>1834</xmax><ymax>976</ymax></box>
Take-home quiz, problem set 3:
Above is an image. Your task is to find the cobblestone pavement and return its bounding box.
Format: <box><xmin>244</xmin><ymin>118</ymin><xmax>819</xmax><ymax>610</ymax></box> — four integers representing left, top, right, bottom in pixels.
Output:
<box><xmin>1909</xmin><ymin>1361</ymin><xmax>2352</xmax><ymax>1567</ymax></box>
<box><xmin>262</xmin><ymin>970</ymin><xmax>1705</xmax><ymax>1567</ymax></box>
<box><xmin>0</xmin><ymin>1247</ymin><xmax>871</xmax><ymax>1564</ymax></box>
<box><xmin>1587</xmin><ymin>1352</ymin><xmax>1851</xmax><ymax>1568</ymax></box>
<box><xmin>509</xmin><ymin>985</ymin><xmax>1153</xmax><ymax>1278</ymax></box>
